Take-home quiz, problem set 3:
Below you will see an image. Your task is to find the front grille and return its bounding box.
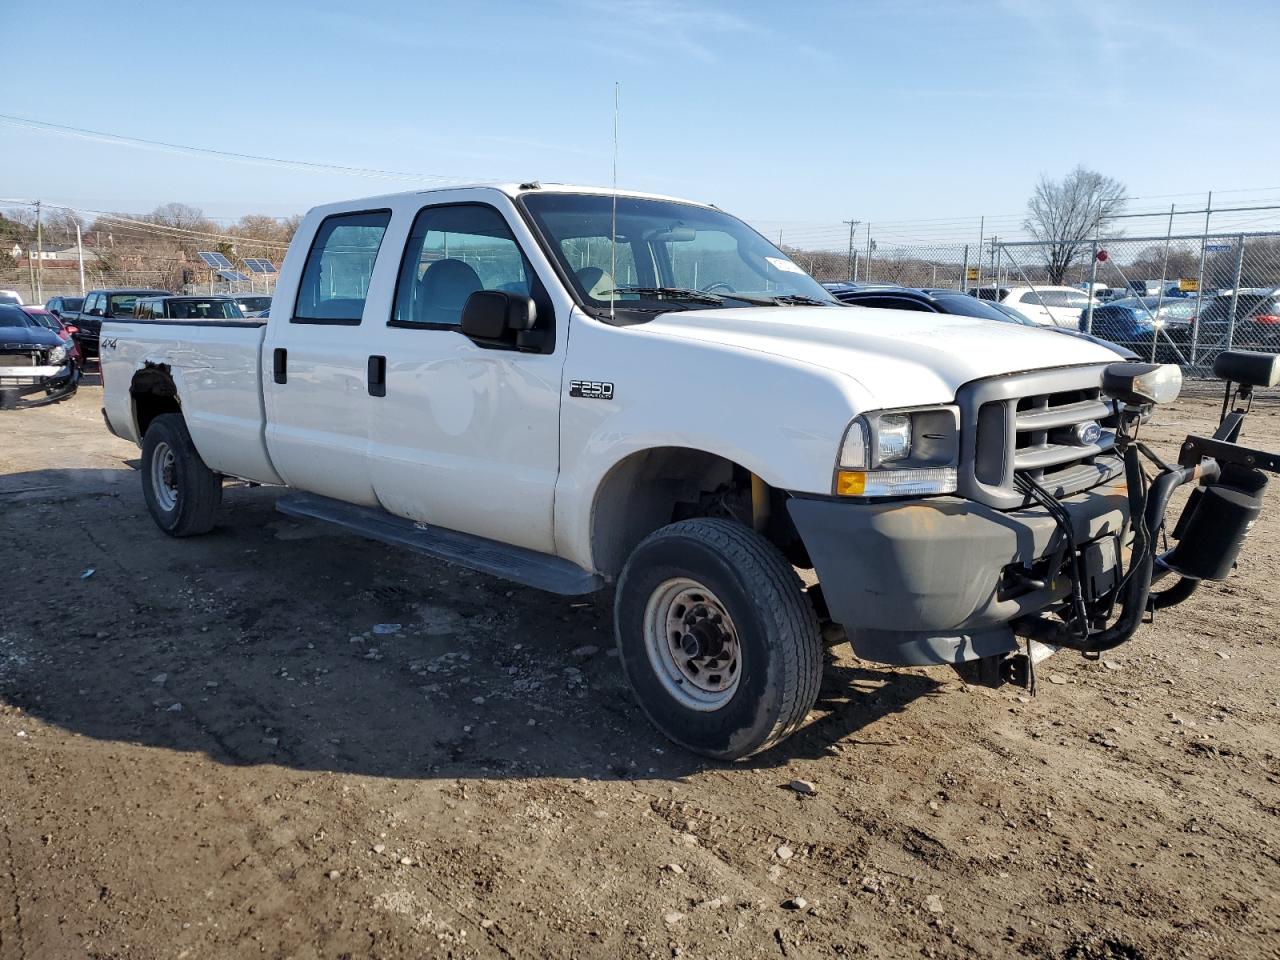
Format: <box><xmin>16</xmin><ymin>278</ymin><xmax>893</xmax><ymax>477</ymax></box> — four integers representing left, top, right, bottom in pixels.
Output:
<box><xmin>957</xmin><ymin>364</ymin><xmax>1123</xmax><ymax>509</ymax></box>
<box><xmin>0</xmin><ymin>345</ymin><xmax>43</xmax><ymax>367</ymax></box>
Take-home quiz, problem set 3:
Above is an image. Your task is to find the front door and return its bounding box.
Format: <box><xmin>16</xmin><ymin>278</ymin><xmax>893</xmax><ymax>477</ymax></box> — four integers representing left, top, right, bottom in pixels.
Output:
<box><xmin>366</xmin><ymin>201</ymin><xmax>564</xmax><ymax>554</ymax></box>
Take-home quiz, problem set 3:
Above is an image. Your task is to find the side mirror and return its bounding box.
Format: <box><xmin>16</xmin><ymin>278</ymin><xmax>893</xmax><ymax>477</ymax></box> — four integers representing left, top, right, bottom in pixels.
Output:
<box><xmin>460</xmin><ymin>290</ymin><xmax>536</xmax><ymax>341</ymax></box>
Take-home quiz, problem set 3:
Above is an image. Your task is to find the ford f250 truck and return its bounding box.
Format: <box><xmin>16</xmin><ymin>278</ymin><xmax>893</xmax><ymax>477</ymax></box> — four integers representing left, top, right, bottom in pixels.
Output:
<box><xmin>100</xmin><ymin>183</ymin><xmax>1280</xmax><ymax>759</ymax></box>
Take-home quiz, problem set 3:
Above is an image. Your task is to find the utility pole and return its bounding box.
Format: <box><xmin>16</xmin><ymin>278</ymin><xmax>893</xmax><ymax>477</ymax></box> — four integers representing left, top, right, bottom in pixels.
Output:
<box><xmin>842</xmin><ymin>220</ymin><xmax>861</xmax><ymax>281</ymax></box>
<box><xmin>34</xmin><ymin>200</ymin><xmax>43</xmax><ymax>302</ymax></box>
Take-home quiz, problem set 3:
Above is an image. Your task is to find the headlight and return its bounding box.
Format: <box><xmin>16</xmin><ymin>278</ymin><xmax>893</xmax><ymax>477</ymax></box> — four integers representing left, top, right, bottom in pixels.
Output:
<box><xmin>835</xmin><ymin>406</ymin><xmax>959</xmax><ymax>497</ymax></box>
<box><xmin>48</xmin><ymin>345</ymin><xmax>67</xmax><ymax>364</ymax></box>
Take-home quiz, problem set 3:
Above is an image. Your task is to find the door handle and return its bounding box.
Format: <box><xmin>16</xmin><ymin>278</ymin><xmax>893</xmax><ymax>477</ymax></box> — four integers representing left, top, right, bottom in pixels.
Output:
<box><xmin>367</xmin><ymin>355</ymin><xmax>386</xmax><ymax>397</ymax></box>
<box><xmin>272</xmin><ymin>347</ymin><xmax>287</xmax><ymax>384</ymax></box>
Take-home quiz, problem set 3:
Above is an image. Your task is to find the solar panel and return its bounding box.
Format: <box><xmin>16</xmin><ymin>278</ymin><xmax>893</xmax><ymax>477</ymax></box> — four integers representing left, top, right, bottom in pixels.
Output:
<box><xmin>198</xmin><ymin>251</ymin><xmax>234</xmax><ymax>269</ymax></box>
<box><xmin>217</xmin><ymin>270</ymin><xmax>249</xmax><ymax>282</ymax></box>
<box><xmin>243</xmin><ymin>258</ymin><xmax>277</xmax><ymax>274</ymax></box>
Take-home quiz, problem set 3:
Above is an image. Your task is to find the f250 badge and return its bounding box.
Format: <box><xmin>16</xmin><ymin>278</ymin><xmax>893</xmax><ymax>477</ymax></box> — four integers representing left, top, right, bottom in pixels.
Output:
<box><xmin>569</xmin><ymin>379</ymin><xmax>614</xmax><ymax>400</ymax></box>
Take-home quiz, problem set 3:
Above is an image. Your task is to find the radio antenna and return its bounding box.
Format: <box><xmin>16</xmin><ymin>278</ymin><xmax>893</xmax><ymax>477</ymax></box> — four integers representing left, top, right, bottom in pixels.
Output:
<box><xmin>610</xmin><ymin>81</ymin><xmax>619</xmax><ymax>321</ymax></box>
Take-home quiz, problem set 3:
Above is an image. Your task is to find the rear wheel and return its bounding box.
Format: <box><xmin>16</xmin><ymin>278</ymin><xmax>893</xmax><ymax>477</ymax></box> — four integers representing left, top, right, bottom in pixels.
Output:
<box><xmin>614</xmin><ymin>518</ymin><xmax>823</xmax><ymax>760</ymax></box>
<box><xmin>141</xmin><ymin>413</ymin><xmax>222</xmax><ymax>537</ymax></box>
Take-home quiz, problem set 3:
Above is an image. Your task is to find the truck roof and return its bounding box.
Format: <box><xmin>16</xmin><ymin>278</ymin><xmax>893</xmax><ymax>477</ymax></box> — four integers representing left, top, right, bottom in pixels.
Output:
<box><xmin>304</xmin><ymin>182</ymin><xmax>711</xmax><ymax>218</ymax></box>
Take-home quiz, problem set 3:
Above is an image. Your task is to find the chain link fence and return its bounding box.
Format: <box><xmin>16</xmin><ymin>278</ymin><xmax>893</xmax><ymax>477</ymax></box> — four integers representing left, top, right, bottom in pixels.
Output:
<box><xmin>992</xmin><ymin>232</ymin><xmax>1280</xmax><ymax>374</ymax></box>
<box><xmin>0</xmin><ymin>265</ymin><xmax>277</xmax><ymax>303</ymax></box>
<box><xmin>787</xmin><ymin>242</ymin><xmax>975</xmax><ymax>290</ymax></box>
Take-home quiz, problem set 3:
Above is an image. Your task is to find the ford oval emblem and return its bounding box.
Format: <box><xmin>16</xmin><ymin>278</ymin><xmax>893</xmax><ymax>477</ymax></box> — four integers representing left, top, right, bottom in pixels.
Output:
<box><xmin>1074</xmin><ymin>421</ymin><xmax>1103</xmax><ymax>446</ymax></box>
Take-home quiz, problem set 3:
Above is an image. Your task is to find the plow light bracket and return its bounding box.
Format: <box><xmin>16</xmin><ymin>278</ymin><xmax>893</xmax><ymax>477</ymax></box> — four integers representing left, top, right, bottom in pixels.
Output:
<box><xmin>1101</xmin><ymin>362</ymin><xmax>1183</xmax><ymax>407</ymax></box>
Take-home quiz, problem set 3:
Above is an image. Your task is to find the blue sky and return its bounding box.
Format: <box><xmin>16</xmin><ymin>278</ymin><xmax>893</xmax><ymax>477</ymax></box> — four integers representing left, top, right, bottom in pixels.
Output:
<box><xmin>3</xmin><ymin>0</ymin><xmax>1277</xmax><ymax>240</ymax></box>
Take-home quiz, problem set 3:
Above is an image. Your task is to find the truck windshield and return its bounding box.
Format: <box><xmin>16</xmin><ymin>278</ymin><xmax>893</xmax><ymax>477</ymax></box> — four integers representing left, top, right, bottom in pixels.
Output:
<box><xmin>521</xmin><ymin>193</ymin><xmax>838</xmax><ymax>315</ymax></box>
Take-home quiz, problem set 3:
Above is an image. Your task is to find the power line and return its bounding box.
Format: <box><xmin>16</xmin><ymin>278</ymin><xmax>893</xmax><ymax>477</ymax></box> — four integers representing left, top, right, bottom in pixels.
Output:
<box><xmin>0</xmin><ymin>113</ymin><xmax>490</xmax><ymax>185</ymax></box>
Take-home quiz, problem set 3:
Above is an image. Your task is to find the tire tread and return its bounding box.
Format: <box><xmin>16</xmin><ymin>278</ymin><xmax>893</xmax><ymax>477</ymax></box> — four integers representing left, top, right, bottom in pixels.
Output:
<box><xmin>624</xmin><ymin>518</ymin><xmax>822</xmax><ymax>758</ymax></box>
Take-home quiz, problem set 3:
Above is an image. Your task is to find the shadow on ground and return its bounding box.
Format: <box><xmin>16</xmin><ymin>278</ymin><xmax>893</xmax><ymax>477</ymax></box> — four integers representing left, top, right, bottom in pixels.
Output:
<box><xmin>0</xmin><ymin>467</ymin><xmax>943</xmax><ymax>784</ymax></box>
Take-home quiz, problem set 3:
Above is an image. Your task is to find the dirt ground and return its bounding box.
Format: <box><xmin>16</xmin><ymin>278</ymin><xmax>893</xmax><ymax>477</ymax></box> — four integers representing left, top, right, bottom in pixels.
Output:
<box><xmin>1</xmin><ymin>377</ymin><xmax>1278</xmax><ymax>960</ymax></box>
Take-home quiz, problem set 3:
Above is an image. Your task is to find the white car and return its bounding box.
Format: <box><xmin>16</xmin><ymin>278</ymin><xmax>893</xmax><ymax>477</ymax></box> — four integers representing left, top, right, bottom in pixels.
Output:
<box><xmin>973</xmin><ymin>284</ymin><xmax>1094</xmax><ymax>328</ymax></box>
<box><xmin>0</xmin><ymin>288</ymin><xmax>24</xmax><ymax>305</ymax></box>
<box><xmin>99</xmin><ymin>182</ymin><xmax>1241</xmax><ymax>760</ymax></box>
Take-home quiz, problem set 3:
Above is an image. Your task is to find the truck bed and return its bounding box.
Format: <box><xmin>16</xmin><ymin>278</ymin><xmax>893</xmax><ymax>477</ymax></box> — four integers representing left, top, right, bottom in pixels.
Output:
<box><xmin>101</xmin><ymin>318</ymin><xmax>282</xmax><ymax>485</ymax></box>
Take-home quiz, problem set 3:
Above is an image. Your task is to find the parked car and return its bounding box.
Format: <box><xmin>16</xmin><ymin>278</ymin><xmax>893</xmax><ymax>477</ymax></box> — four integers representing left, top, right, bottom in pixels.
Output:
<box><xmin>826</xmin><ymin>283</ymin><xmax>1135</xmax><ymax>357</ymax></box>
<box><xmin>1192</xmin><ymin>289</ymin><xmax>1280</xmax><ymax>349</ymax></box>
<box><xmin>94</xmin><ymin>182</ymin><xmax>1269</xmax><ymax>761</ymax></box>
<box><xmin>231</xmin><ymin>295</ymin><xmax>272</xmax><ymax>318</ymax></box>
<box><xmin>970</xmin><ymin>285</ymin><xmax>1095</xmax><ymax>328</ymax></box>
<box><xmin>0</xmin><ymin>290</ymin><xmax>22</xmax><ymax>306</ymax></box>
<box><xmin>62</xmin><ymin>288</ymin><xmax>169</xmax><ymax>361</ymax></box>
<box><xmin>1081</xmin><ymin>297</ymin><xmax>1197</xmax><ymax>360</ymax></box>
<box><xmin>0</xmin><ymin>303</ymin><xmax>79</xmax><ymax>407</ymax></box>
<box><xmin>22</xmin><ymin>306</ymin><xmax>83</xmax><ymax>368</ymax></box>
<box><xmin>45</xmin><ymin>295</ymin><xmax>84</xmax><ymax>320</ymax></box>
<box><xmin>133</xmin><ymin>296</ymin><xmax>248</xmax><ymax>321</ymax></box>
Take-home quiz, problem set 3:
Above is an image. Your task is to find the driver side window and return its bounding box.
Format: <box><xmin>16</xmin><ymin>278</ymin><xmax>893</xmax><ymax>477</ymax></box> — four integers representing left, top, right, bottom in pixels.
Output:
<box><xmin>392</xmin><ymin>204</ymin><xmax>531</xmax><ymax>327</ymax></box>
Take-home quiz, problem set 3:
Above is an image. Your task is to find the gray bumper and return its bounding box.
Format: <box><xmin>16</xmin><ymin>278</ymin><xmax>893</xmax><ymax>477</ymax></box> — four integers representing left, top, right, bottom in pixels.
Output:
<box><xmin>787</xmin><ymin>482</ymin><xmax>1130</xmax><ymax>666</ymax></box>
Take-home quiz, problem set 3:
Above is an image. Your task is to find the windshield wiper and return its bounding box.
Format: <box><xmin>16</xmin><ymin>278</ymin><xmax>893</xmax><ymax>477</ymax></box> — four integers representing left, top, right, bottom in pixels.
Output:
<box><xmin>770</xmin><ymin>294</ymin><xmax>831</xmax><ymax>306</ymax></box>
<box><xmin>601</xmin><ymin>286</ymin><xmax>725</xmax><ymax>305</ymax></box>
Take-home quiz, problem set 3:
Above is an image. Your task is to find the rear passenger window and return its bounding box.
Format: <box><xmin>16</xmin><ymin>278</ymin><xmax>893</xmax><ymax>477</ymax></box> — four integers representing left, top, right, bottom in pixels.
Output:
<box><xmin>294</xmin><ymin>210</ymin><xmax>391</xmax><ymax>324</ymax></box>
<box><xmin>392</xmin><ymin>204</ymin><xmax>530</xmax><ymax>327</ymax></box>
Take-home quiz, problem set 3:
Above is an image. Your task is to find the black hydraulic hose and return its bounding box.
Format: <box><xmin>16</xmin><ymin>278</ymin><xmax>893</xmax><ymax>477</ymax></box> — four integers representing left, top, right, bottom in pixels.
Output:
<box><xmin>1072</xmin><ymin>464</ymin><xmax>1186</xmax><ymax>652</ymax></box>
<box><xmin>1148</xmin><ymin>574</ymin><xmax>1200</xmax><ymax>610</ymax></box>
<box><xmin>1018</xmin><ymin>454</ymin><xmax>1219</xmax><ymax>654</ymax></box>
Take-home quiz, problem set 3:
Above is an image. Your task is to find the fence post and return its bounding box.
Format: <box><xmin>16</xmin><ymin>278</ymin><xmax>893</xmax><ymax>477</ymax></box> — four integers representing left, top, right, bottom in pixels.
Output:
<box><xmin>1225</xmin><ymin>235</ymin><xmax>1246</xmax><ymax>352</ymax></box>
<box><xmin>1191</xmin><ymin>191</ymin><xmax>1212</xmax><ymax>365</ymax></box>
<box><xmin>864</xmin><ymin>224</ymin><xmax>873</xmax><ymax>283</ymax></box>
<box><xmin>960</xmin><ymin>244</ymin><xmax>969</xmax><ymax>291</ymax></box>
<box><xmin>1084</xmin><ymin>239</ymin><xmax>1098</xmax><ymax>334</ymax></box>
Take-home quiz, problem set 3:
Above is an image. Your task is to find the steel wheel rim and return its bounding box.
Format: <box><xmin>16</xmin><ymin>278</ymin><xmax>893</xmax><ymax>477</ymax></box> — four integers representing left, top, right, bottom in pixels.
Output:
<box><xmin>151</xmin><ymin>441</ymin><xmax>178</xmax><ymax>512</ymax></box>
<box><xmin>642</xmin><ymin>577</ymin><xmax>742</xmax><ymax>711</ymax></box>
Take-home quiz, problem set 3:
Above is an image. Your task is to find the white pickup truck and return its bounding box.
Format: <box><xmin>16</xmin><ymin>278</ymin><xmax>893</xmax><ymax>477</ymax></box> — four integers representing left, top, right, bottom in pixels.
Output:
<box><xmin>101</xmin><ymin>182</ymin><xmax>1280</xmax><ymax>759</ymax></box>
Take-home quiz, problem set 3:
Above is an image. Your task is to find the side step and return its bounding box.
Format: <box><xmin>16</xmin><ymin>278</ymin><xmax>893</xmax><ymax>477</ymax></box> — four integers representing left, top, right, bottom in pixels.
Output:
<box><xmin>276</xmin><ymin>492</ymin><xmax>604</xmax><ymax>596</ymax></box>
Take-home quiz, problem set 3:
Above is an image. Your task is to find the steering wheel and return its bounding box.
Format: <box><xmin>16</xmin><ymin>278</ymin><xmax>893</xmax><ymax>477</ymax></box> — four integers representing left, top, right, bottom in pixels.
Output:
<box><xmin>701</xmin><ymin>281</ymin><xmax>736</xmax><ymax>294</ymax></box>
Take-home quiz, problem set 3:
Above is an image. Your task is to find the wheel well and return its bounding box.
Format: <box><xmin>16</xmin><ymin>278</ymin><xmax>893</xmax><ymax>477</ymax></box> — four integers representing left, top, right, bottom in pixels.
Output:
<box><xmin>590</xmin><ymin>447</ymin><xmax>808</xmax><ymax>578</ymax></box>
<box><xmin>130</xmin><ymin>364</ymin><xmax>181</xmax><ymax>437</ymax></box>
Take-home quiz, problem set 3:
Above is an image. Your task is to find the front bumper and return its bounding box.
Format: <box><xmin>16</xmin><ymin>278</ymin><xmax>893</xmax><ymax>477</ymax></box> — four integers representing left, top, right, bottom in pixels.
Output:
<box><xmin>787</xmin><ymin>481</ymin><xmax>1130</xmax><ymax>666</ymax></box>
<box><xmin>0</xmin><ymin>363</ymin><xmax>80</xmax><ymax>408</ymax></box>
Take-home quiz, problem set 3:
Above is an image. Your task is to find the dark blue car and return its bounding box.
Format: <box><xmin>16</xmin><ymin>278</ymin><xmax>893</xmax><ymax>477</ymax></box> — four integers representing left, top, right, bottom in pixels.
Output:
<box><xmin>1081</xmin><ymin>297</ymin><xmax>1196</xmax><ymax>360</ymax></box>
<box><xmin>0</xmin><ymin>303</ymin><xmax>80</xmax><ymax>407</ymax></box>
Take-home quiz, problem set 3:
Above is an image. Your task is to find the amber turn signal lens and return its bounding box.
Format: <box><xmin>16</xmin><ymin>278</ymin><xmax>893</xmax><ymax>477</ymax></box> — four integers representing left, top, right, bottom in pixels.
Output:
<box><xmin>835</xmin><ymin>470</ymin><xmax>866</xmax><ymax>496</ymax></box>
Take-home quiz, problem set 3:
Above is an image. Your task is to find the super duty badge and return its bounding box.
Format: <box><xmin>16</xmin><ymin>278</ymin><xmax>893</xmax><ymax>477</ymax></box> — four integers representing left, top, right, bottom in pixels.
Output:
<box><xmin>569</xmin><ymin>379</ymin><xmax>614</xmax><ymax>400</ymax></box>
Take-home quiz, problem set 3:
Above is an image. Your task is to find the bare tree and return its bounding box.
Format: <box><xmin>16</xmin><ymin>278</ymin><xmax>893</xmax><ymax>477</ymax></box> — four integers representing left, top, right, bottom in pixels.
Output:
<box><xmin>1024</xmin><ymin>166</ymin><xmax>1126</xmax><ymax>284</ymax></box>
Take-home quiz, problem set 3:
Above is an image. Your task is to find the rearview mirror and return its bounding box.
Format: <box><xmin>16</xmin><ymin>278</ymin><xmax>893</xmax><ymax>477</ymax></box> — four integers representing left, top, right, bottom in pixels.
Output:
<box><xmin>460</xmin><ymin>290</ymin><xmax>536</xmax><ymax>341</ymax></box>
<box><xmin>645</xmin><ymin>225</ymin><xmax>696</xmax><ymax>243</ymax></box>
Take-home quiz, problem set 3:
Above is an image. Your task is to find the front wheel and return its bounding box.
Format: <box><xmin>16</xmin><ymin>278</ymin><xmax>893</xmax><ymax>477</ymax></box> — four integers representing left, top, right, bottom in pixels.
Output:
<box><xmin>141</xmin><ymin>413</ymin><xmax>222</xmax><ymax>537</ymax></box>
<box><xmin>614</xmin><ymin>519</ymin><xmax>823</xmax><ymax>760</ymax></box>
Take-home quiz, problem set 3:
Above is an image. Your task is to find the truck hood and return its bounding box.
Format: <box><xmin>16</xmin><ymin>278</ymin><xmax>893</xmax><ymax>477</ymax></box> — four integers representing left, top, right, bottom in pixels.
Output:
<box><xmin>642</xmin><ymin>305</ymin><xmax>1120</xmax><ymax>408</ymax></box>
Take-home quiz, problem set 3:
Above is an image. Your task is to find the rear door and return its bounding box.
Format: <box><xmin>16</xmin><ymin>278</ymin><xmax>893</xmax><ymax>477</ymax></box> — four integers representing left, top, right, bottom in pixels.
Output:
<box><xmin>364</xmin><ymin>198</ymin><xmax>565</xmax><ymax>553</ymax></box>
<box><xmin>263</xmin><ymin>209</ymin><xmax>393</xmax><ymax>506</ymax></box>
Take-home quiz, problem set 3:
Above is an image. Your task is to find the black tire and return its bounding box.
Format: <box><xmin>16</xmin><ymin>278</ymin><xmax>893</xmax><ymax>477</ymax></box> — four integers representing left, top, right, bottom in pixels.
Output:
<box><xmin>614</xmin><ymin>518</ymin><xmax>823</xmax><ymax>761</ymax></box>
<box><xmin>141</xmin><ymin>413</ymin><xmax>222</xmax><ymax>537</ymax></box>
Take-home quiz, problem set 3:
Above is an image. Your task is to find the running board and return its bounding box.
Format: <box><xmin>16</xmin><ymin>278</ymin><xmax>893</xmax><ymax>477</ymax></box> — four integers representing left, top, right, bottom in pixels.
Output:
<box><xmin>276</xmin><ymin>493</ymin><xmax>603</xmax><ymax>596</ymax></box>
